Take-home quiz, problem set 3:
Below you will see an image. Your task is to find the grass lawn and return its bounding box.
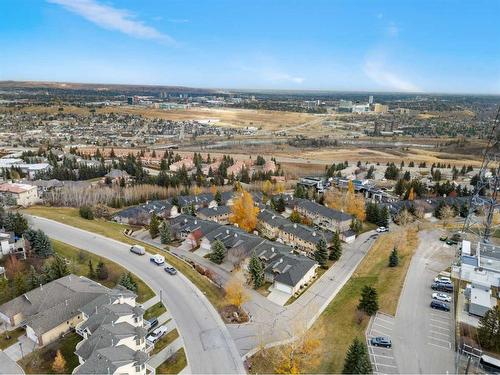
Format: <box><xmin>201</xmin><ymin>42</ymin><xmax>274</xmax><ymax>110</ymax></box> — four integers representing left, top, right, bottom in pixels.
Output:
<box><xmin>156</xmin><ymin>348</ymin><xmax>187</xmax><ymax>374</ymax></box>
<box><xmin>18</xmin><ymin>332</ymin><xmax>80</xmax><ymax>374</ymax></box>
<box><xmin>0</xmin><ymin>327</ymin><xmax>24</xmax><ymax>350</ymax></box>
<box><xmin>285</xmin><ymin>263</ymin><xmax>330</xmax><ymax>306</ymax></box>
<box><xmin>24</xmin><ymin>206</ymin><xmax>226</xmax><ymax>310</ymax></box>
<box><xmin>152</xmin><ymin>328</ymin><xmax>179</xmax><ymax>356</ymax></box>
<box><xmin>52</xmin><ymin>239</ymin><xmax>154</xmax><ymax>303</ymax></box>
<box><xmin>249</xmin><ymin>227</ymin><xmax>419</xmax><ymax>374</ymax></box>
<box><xmin>144</xmin><ymin>302</ymin><xmax>167</xmax><ymax>321</ymax></box>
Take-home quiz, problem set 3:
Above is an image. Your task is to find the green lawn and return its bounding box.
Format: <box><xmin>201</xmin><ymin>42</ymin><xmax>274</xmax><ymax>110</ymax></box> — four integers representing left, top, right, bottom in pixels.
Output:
<box><xmin>24</xmin><ymin>206</ymin><xmax>226</xmax><ymax>310</ymax></box>
<box><xmin>152</xmin><ymin>328</ymin><xmax>179</xmax><ymax>355</ymax></box>
<box><xmin>18</xmin><ymin>332</ymin><xmax>80</xmax><ymax>374</ymax></box>
<box><xmin>250</xmin><ymin>228</ymin><xmax>419</xmax><ymax>374</ymax></box>
<box><xmin>144</xmin><ymin>302</ymin><xmax>167</xmax><ymax>321</ymax></box>
<box><xmin>0</xmin><ymin>327</ymin><xmax>24</xmax><ymax>350</ymax></box>
<box><xmin>52</xmin><ymin>239</ymin><xmax>154</xmax><ymax>303</ymax></box>
<box><xmin>156</xmin><ymin>348</ymin><xmax>187</xmax><ymax>374</ymax></box>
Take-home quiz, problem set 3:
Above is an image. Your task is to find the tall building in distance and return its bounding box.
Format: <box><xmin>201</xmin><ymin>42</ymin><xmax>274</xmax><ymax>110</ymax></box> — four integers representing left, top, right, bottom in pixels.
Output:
<box><xmin>368</xmin><ymin>95</ymin><xmax>374</xmax><ymax>105</ymax></box>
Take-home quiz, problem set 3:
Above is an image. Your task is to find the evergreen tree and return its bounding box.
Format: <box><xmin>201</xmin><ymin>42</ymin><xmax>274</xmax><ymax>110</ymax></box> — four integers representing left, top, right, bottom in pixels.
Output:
<box><xmin>389</xmin><ymin>247</ymin><xmax>399</xmax><ymax>267</ymax></box>
<box><xmin>88</xmin><ymin>259</ymin><xmax>96</xmax><ymax>279</ymax></box>
<box><xmin>248</xmin><ymin>252</ymin><xmax>264</xmax><ymax>288</ymax></box>
<box><xmin>342</xmin><ymin>337</ymin><xmax>372</xmax><ymax>374</ymax></box>
<box><xmin>79</xmin><ymin>205</ymin><xmax>94</xmax><ymax>220</ymax></box>
<box><xmin>289</xmin><ymin>210</ymin><xmax>302</xmax><ymax>223</ymax></box>
<box><xmin>209</xmin><ymin>240</ymin><xmax>226</xmax><ymax>264</ymax></box>
<box><xmin>214</xmin><ymin>190</ymin><xmax>222</xmax><ymax>205</ymax></box>
<box><xmin>160</xmin><ymin>221</ymin><xmax>172</xmax><ymax>245</ymax></box>
<box><xmin>314</xmin><ymin>238</ymin><xmax>328</xmax><ymax>267</ymax></box>
<box><xmin>118</xmin><ymin>272</ymin><xmax>138</xmax><ymax>292</ymax></box>
<box><xmin>33</xmin><ymin>230</ymin><xmax>54</xmax><ymax>258</ymax></box>
<box><xmin>478</xmin><ymin>306</ymin><xmax>500</xmax><ymax>351</ymax></box>
<box><xmin>377</xmin><ymin>207</ymin><xmax>389</xmax><ymax>227</ymax></box>
<box><xmin>329</xmin><ymin>232</ymin><xmax>342</xmax><ymax>261</ymax></box>
<box><xmin>358</xmin><ymin>286</ymin><xmax>379</xmax><ymax>316</ymax></box>
<box><xmin>5</xmin><ymin>212</ymin><xmax>28</xmax><ymax>236</ymax></box>
<box><xmin>149</xmin><ymin>213</ymin><xmax>160</xmax><ymax>238</ymax></box>
<box><xmin>48</xmin><ymin>255</ymin><xmax>69</xmax><ymax>280</ymax></box>
<box><xmin>27</xmin><ymin>265</ymin><xmax>43</xmax><ymax>290</ymax></box>
<box><xmin>350</xmin><ymin>218</ymin><xmax>363</xmax><ymax>234</ymax></box>
<box><xmin>96</xmin><ymin>261</ymin><xmax>109</xmax><ymax>280</ymax></box>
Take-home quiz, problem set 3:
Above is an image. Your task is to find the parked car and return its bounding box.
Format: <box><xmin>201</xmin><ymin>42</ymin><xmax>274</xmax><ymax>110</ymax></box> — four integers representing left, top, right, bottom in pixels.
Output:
<box><xmin>146</xmin><ymin>317</ymin><xmax>158</xmax><ymax>331</ymax></box>
<box><xmin>434</xmin><ymin>276</ymin><xmax>452</xmax><ymax>284</ymax></box>
<box><xmin>371</xmin><ymin>336</ymin><xmax>392</xmax><ymax>348</ymax></box>
<box><xmin>432</xmin><ymin>292</ymin><xmax>452</xmax><ymax>302</ymax></box>
<box><xmin>446</xmin><ymin>238</ymin><xmax>459</xmax><ymax>245</ymax></box>
<box><xmin>431</xmin><ymin>300</ymin><xmax>450</xmax><ymax>311</ymax></box>
<box><xmin>376</xmin><ymin>227</ymin><xmax>388</xmax><ymax>233</ymax></box>
<box><xmin>130</xmin><ymin>244</ymin><xmax>146</xmax><ymax>255</ymax></box>
<box><xmin>164</xmin><ymin>266</ymin><xmax>177</xmax><ymax>275</ymax></box>
<box><xmin>146</xmin><ymin>325</ymin><xmax>169</xmax><ymax>344</ymax></box>
<box><xmin>439</xmin><ymin>235</ymin><xmax>448</xmax><ymax>242</ymax></box>
<box><xmin>150</xmin><ymin>254</ymin><xmax>165</xmax><ymax>266</ymax></box>
<box><xmin>431</xmin><ymin>282</ymin><xmax>453</xmax><ymax>293</ymax></box>
<box><xmin>446</xmin><ymin>233</ymin><xmax>462</xmax><ymax>245</ymax></box>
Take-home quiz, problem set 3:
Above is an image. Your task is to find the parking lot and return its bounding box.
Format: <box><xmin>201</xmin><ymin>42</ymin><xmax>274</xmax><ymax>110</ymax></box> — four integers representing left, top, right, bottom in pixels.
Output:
<box><xmin>366</xmin><ymin>313</ymin><xmax>398</xmax><ymax>374</ymax></box>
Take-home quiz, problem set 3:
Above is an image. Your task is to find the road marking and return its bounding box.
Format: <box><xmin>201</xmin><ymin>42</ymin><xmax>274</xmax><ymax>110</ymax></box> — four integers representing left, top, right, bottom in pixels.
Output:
<box><xmin>370</xmin><ymin>328</ymin><xmax>391</xmax><ymax>336</ymax></box>
<box><xmin>430</xmin><ymin>317</ymin><xmax>449</xmax><ymax>325</ymax></box>
<box><xmin>373</xmin><ymin>323</ymin><xmax>393</xmax><ymax>331</ymax></box>
<box><xmin>428</xmin><ymin>341</ymin><xmax>452</xmax><ymax>350</ymax></box>
<box><xmin>375</xmin><ymin>317</ymin><xmax>395</xmax><ymax>325</ymax></box>
<box><xmin>374</xmin><ymin>363</ymin><xmax>398</xmax><ymax>369</ymax></box>
<box><xmin>370</xmin><ymin>353</ymin><xmax>395</xmax><ymax>360</ymax></box>
<box><xmin>428</xmin><ymin>336</ymin><xmax>452</xmax><ymax>345</ymax></box>
<box><xmin>430</xmin><ymin>313</ymin><xmax>450</xmax><ymax>320</ymax></box>
<box><xmin>430</xmin><ymin>324</ymin><xmax>450</xmax><ymax>331</ymax></box>
<box><xmin>430</xmin><ymin>330</ymin><xmax>450</xmax><ymax>338</ymax></box>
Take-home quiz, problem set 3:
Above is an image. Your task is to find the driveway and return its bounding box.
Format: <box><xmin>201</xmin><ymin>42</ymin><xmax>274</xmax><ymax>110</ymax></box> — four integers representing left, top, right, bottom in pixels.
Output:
<box><xmin>391</xmin><ymin>230</ymin><xmax>455</xmax><ymax>374</ymax></box>
<box><xmin>28</xmin><ymin>215</ymin><xmax>245</xmax><ymax>375</ymax></box>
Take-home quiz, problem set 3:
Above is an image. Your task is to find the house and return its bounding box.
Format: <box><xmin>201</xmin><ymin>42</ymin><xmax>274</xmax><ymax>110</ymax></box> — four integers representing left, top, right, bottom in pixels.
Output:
<box><xmin>202</xmin><ymin>161</ymin><xmax>220</xmax><ymax>176</ymax></box>
<box><xmin>25</xmin><ymin>179</ymin><xmax>64</xmax><ymax>196</ymax></box>
<box><xmin>104</xmin><ymin>169</ymin><xmax>131</xmax><ymax>184</ymax></box>
<box><xmin>169</xmin><ymin>158</ymin><xmax>194</xmax><ymax>172</ymax></box>
<box><xmin>113</xmin><ymin>200</ymin><xmax>178</xmax><ymax>225</ymax></box>
<box><xmin>292</xmin><ymin>198</ymin><xmax>352</xmax><ymax>232</ymax></box>
<box><xmin>0</xmin><ymin>231</ymin><xmax>25</xmax><ymax>259</ymax></box>
<box><xmin>258</xmin><ymin>209</ymin><xmax>290</xmax><ymax>239</ymax></box>
<box><xmin>73</xmin><ymin>288</ymin><xmax>152</xmax><ymax>375</ymax></box>
<box><xmin>169</xmin><ymin>214</ymin><xmax>220</xmax><ymax>244</ymax></box>
<box><xmin>297</xmin><ymin>176</ymin><xmax>327</xmax><ymax>193</ymax></box>
<box><xmin>254</xmin><ymin>241</ymin><xmax>318</xmax><ymax>295</ymax></box>
<box><xmin>263</xmin><ymin>160</ymin><xmax>277</xmax><ymax>174</ymax></box>
<box><xmin>177</xmin><ymin>193</ymin><xmax>216</xmax><ymax>212</ymax></box>
<box><xmin>17</xmin><ymin>163</ymin><xmax>52</xmax><ymax>180</ymax></box>
<box><xmin>196</xmin><ymin>205</ymin><xmax>231</xmax><ymax>224</ymax></box>
<box><xmin>0</xmin><ymin>182</ymin><xmax>38</xmax><ymax>206</ymax></box>
<box><xmin>341</xmin><ymin>229</ymin><xmax>357</xmax><ymax>243</ymax></box>
<box><xmin>227</xmin><ymin>160</ymin><xmax>248</xmax><ymax>176</ymax></box>
<box><xmin>0</xmin><ymin>275</ymin><xmax>111</xmax><ymax>346</ymax></box>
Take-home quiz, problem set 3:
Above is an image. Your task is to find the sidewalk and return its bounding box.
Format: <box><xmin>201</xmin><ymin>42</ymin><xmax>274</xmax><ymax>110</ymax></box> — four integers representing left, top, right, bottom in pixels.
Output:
<box><xmin>0</xmin><ymin>351</ymin><xmax>24</xmax><ymax>374</ymax></box>
<box><xmin>4</xmin><ymin>335</ymin><xmax>37</xmax><ymax>361</ymax></box>
<box><xmin>147</xmin><ymin>337</ymin><xmax>184</xmax><ymax>369</ymax></box>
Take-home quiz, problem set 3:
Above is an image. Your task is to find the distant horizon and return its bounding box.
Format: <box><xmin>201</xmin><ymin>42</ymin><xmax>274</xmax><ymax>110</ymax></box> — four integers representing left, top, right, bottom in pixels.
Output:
<box><xmin>1</xmin><ymin>1</ymin><xmax>499</xmax><ymax>95</ymax></box>
<box><xmin>2</xmin><ymin>79</ymin><xmax>500</xmax><ymax>97</ymax></box>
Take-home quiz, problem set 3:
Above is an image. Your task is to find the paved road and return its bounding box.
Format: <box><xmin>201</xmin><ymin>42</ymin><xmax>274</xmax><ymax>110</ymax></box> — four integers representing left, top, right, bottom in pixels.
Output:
<box><xmin>392</xmin><ymin>230</ymin><xmax>455</xmax><ymax>374</ymax></box>
<box><xmin>28</xmin><ymin>216</ymin><xmax>245</xmax><ymax>375</ymax></box>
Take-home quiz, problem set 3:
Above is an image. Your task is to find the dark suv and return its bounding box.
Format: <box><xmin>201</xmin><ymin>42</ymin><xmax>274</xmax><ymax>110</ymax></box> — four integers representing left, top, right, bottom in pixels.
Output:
<box><xmin>431</xmin><ymin>282</ymin><xmax>453</xmax><ymax>293</ymax></box>
<box><xmin>431</xmin><ymin>300</ymin><xmax>450</xmax><ymax>311</ymax></box>
<box><xmin>371</xmin><ymin>336</ymin><xmax>392</xmax><ymax>348</ymax></box>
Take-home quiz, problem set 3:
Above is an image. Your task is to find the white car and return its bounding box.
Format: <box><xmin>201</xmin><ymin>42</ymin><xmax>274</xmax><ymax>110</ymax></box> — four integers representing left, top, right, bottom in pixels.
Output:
<box><xmin>146</xmin><ymin>325</ymin><xmax>169</xmax><ymax>344</ymax></box>
<box><xmin>376</xmin><ymin>227</ymin><xmax>388</xmax><ymax>233</ymax></box>
<box><xmin>434</xmin><ymin>276</ymin><xmax>452</xmax><ymax>284</ymax></box>
<box><xmin>432</xmin><ymin>292</ymin><xmax>452</xmax><ymax>303</ymax></box>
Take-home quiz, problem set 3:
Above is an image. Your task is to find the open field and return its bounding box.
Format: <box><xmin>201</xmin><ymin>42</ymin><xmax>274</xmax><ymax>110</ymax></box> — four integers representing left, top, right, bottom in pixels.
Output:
<box><xmin>23</xmin><ymin>206</ymin><xmax>226</xmax><ymax>310</ymax></box>
<box><xmin>249</xmin><ymin>227</ymin><xmax>419</xmax><ymax>374</ymax></box>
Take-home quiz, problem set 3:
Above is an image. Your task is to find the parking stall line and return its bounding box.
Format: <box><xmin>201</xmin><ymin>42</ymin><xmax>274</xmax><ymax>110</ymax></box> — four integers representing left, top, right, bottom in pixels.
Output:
<box><xmin>427</xmin><ymin>341</ymin><xmax>451</xmax><ymax>350</ymax></box>
<box><xmin>430</xmin><ymin>324</ymin><xmax>450</xmax><ymax>331</ymax></box>
<box><xmin>373</xmin><ymin>323</ymin><xmax>393</xmax><ymax>331</ymax></box>
<box><xmin>371</xmin><ymin>353</ymin><xmax>395</xmax><ymax>360</ymax></box>
<box><xmin>375</xmin><ymin>317</ymin><xmax>395</xmax><ymax>325</ymax></box>
<box><xmin>430</xmin><ymin>313</ymin><xmax>450</xmax><ymax>320</ymax></box>
<box><xmin>430</xmin><ymin>317</ymin><xmax>450</xmax><ymax>325</ymax></box>
<box><xmin>375</xmin><ymin>363</ymin><xmax>398</xmax><ymax>369</ymax></box>
<box><xmin>428</xmin><ymin>335</ymin><xmax>451</xmax><ymax>344</ymax></box>
<box><xmin>429</xmin><ymin>330</ymin><xmax>450</xmax><ymax>338</ymax></box>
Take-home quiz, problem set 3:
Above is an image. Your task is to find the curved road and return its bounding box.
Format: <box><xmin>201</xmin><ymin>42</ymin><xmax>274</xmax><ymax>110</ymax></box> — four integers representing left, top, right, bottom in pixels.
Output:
<box><xmin>28</xmin><ymin>215</ymin><xmax>245</xmax><ymax>375</ymax></box>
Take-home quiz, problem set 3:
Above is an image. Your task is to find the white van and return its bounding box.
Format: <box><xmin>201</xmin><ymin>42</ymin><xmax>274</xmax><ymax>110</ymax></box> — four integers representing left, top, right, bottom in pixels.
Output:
<box><xmin>150</xmin><ymin>254</ymin><xmax>165</xmax><ymax>265</ymax></box>
<box><xmin>130</xmin><ymin>245</ymin><xmax>146</xmax><ymax>255</ymax></box>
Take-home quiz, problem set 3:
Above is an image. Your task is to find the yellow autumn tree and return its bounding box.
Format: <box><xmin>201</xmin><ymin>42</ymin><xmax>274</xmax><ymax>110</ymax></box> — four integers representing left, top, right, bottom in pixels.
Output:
<box><xmin>229</xmin><ymin>190</ymin><xmax>260</xmax><ymax>232</ymax></box>
<box><xmin>52</xmin><ymin>350</ymin><xmax>66</xmax><ymax>374</ymax></box>
<box><xmin>275</xmin><ymin>182</ymin><xmax>285</xmax><ymax>194</ymax></box>
<box><xmin>347</xmin><ymin>194</ymin><xmax>366</xmax><ymax>222</ymax></box>
<box><xmin>326</xmin><ymin>185</ymin><xmax>366</xmax><ymax>221</ymax></box>
<box><xmin>210</xmin><ymin>184</ymin><xmax>217</xmax><ymax>195</ymax></box>
<box><xmin>262</xmin><ymin>180</ymin><xmax>273</xmax><ymax>195</ymax></box>
<box><xmin>408</xmin><ymin>187</ymin><xmax>415</xmax><ymax>201</ymax></box>
<box><xmin>225</xmin><ymin>273</ymin><xmax>249</xmax><ymax>308</ymax></box>
<box><xmin>192</xmin><ymin>185</ymin><xmax>202</xmax><ymax>196</ymax></box>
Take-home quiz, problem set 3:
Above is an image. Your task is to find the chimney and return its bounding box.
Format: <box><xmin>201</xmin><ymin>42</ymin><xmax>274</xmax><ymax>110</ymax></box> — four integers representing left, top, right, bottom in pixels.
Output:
<box><xmin>194</xmin><ymin>220</ymin><xmax>197</xmax><ymax>225</ymax></box>
<box><xmin>40</xmin><ymin>283</ymin><xmax>43</xmax><ymax>291</ymax></box>
<box><xmin>293</xmin><ymin>223</ymin><xmax>297</xmax><ymax>228</ymax></box>
<box><xmin>65</xmin><ymin>299</ymin><xmax>68</xmax><ymax>306</ymax></box>
<box><xmin>312</xmin><ymin>231</ymin><xmax>316</xmax><ymax>237</ymax></box>
<box><xmin>271</xmin><ymin>247</ymin><xmax>275</xmax><ymax>252</ymax></box>
<box><xmin>226</xmin><ymin>229</ymin><xmax>229</xmax><ymax>234</ymax></box>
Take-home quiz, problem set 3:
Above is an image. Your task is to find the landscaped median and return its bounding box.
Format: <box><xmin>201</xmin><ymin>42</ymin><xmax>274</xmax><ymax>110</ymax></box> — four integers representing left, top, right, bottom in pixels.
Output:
<box><xmin>249</xmin><ymin>227</ymin><xmax>419</xmax><ymax>374</ymax></box>
<box><xmin>23</xmin><ymin>206</ymin><xmax>226</xmax><ymax>310</ymax></box>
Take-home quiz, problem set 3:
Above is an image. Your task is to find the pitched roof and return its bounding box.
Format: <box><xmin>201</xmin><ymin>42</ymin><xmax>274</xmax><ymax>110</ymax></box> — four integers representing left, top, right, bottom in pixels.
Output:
<box><xmin>294</xmin><ymin>198</ymin><xmax>352</xmax><ymax>222</ymax></box>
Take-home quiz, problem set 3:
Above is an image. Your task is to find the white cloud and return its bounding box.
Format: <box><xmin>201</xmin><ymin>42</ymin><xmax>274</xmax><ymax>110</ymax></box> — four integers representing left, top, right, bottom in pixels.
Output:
<box><xmin>363</xmin><ymin>55</ymin><xmax>421</xmax><ymax>92</ymax></box>
<box><xmin>48</xmin><ymin>0</ymin><xmax>174</xmax><ymax>43</ymax></box>
<box><xmin>386</xmin><ymin>24</ymin><xmax>399</xmax><ymax>37</ymax></box>
<box><xmin>267</xmin><ymin>72</ymin><xmax>304</xmax><ymax>84</ymax></box>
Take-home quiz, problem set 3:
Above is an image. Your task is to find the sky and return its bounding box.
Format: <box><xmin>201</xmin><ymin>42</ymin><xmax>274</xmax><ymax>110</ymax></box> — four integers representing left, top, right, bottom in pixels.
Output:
<box><xmin>0</xmin><ymin>0</ymin><xmax>499</xmax><ymax>94</ymax></box>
